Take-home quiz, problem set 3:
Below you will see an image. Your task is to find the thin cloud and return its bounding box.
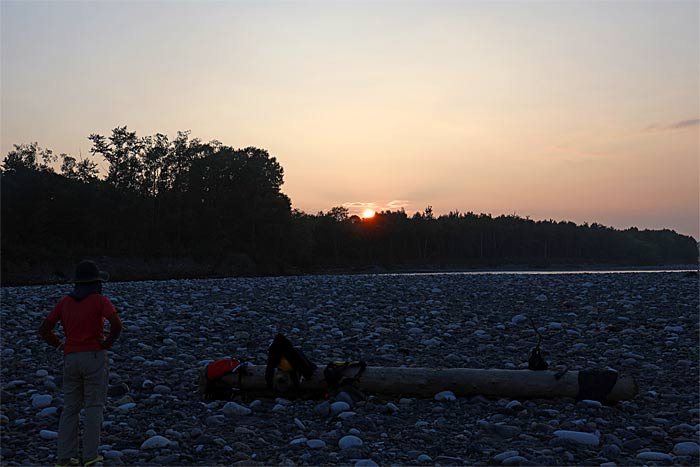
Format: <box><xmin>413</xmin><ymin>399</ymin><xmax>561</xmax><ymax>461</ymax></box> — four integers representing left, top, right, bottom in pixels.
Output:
<box><xmin>645</xmin><ymin>118</ymin><xmax>699</xmax><ymax>132</ymax></box>
<box><xmin>386</xmin><ymin>200</ymin><xmax>411</xmax><ymax>211</ymax></box>
<box><xmin>342</xmin><ymin>202</ymin><xmax>377</xmax><ymax>209</ymax></box>
<box><xmin>668</xmin><ymin>118</ymin><xmax>700</xmax><ymax>130</ymax></box>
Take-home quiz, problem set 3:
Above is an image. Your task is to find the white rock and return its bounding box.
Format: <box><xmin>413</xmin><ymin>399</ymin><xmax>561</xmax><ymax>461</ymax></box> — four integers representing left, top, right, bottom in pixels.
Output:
<box><xmin>417</xmin><ymin>454</ymin><xmax>432</xmax><ymax>463</ymax></box>
<box><xmin>221</xmin><ymin>401</ymin><xmax>252</xmax><ymax>416</ymax></box>
<box><xmin>673</xmin><ymin>442</ymin><xmax>700</xmax><ymax>456</ymax></box>
<box><xmin>338</xmin><ymin>435</ymin><xmax>363</xmax><ymax>449</ymax></box>
<box><xmin>664</xmin><ymin>325</ymin><xmax>683</xmax><ymax>333</ymax></box>
<box><xmin>330</xmin><ymin>401</ymin><xmax>350</xmax><ymax>416</ymax></box>
<box><xmin>35</xmin><ymin>370</ymin><xmax>49</xmax><ymax>377</ymax></box>
<box><xmin>32</xmin><ymin>394</ymin><xmax>52</xmax><ymax>409</ymax></box>
<box><xmin>140</xmin><ymin>435</ymin><xmax>170</xmax><ymax>450</ymax></box>
<box><xmin>39</xmin><ymin>430</ymin><xmax>58</xmax><ymax>440</ymax></box>
<box><xmin>272</xmin><ymin>404</ymin><xmax>286</xmax><ymax>412</ymax></box>
<box><xmin>306</xmin><ymin>439</ymin><xmax>326</xmax><ymax>449</ymax></box>
<box><xmin>289</xmin><ymin>437</ymin><xmax>307</xmax><ymax>446</ymax></box>
<box><xmin>535</xmin><ymin>294</ymin><xmax>548</xmax><ymax>302</ymax></box>
<box><xmin>553</xmin><ymin>430</ymin><xmax>600</xmax><ymax>446</ymax></box>
<box><xmin>636</xmin><ymin>452</ymin><xmax>673</xmax><ymax>462</ymax></box>
<box><xmin>354</xmin><ymin>460</ymin><xmax>379</xmax><ymax>467</ymax></box>
<box><xmin>337</xmin><ymin>411</ymin><xmax>356</xmax><ymax>420</ymax></box>
<box><xmin>118</xmin><ymin>403</ymin><xmax>136</xmax><ymax>411</ymax></box>
<box><xmin>434</xmin><ymin>390</ymin><xmax>456</xmax><ymax>402</ymax></box>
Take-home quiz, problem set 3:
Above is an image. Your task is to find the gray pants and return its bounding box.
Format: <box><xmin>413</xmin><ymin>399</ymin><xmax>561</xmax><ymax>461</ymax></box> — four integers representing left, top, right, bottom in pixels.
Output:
<box><xmin>57</xmin><ymin>350</ymin><xmax>108</xmax><ymax>461</ymax></box>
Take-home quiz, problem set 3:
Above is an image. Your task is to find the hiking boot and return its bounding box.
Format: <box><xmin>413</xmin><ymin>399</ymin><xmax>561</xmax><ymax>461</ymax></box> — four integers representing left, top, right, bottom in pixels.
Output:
<box><xmin>55</xmin><ymin>459</ymin><xmax>80</xmax><ymax>467</ymax></box>
<box><xmin>83</xmin><ymin>455</ymin><xmax>103</xmax><ymax>466</ymax></box>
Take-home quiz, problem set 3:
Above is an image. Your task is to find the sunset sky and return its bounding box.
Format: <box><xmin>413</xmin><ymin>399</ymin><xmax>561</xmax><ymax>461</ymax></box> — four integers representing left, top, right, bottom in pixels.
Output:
<box><xmin>2</xmin><ymin>1</ymin><xmax>698</xmax><ymax>238</ymax></box>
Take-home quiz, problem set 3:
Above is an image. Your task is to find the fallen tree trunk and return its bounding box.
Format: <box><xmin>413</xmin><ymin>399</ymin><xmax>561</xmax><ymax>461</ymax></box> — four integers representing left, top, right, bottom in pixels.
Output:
<box><xmin>209</xmin><ymin>365</ymin><xmax>637</xmax><ymax>403</ymax></box>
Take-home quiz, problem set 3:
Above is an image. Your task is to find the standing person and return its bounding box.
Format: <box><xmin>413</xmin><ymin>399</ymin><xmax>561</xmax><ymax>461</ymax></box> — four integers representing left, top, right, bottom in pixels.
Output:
<box><xmin>38</xmin><ymin>260</ymin><xmax>122</xmax><ymax>467</ymax></box>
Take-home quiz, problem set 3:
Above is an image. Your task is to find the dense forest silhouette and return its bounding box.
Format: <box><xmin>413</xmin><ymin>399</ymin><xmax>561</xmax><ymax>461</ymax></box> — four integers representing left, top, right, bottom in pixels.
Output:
<box><xmin>2</xmin><ymin>127</ymin><xmax>697</xmax><ymax>284</ymax></box>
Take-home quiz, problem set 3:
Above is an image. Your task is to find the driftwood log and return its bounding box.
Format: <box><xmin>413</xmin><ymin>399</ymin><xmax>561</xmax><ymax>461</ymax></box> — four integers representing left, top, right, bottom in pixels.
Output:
<box><xmin>207</xmin><ymin>365</ymin><xmax>637</xmax><ymax>403</ymax></box>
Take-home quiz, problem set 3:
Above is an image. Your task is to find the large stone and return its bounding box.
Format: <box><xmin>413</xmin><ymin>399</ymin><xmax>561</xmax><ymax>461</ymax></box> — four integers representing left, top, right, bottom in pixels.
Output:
<box><xmin>673</xmin><ymin>442</ymin><xmax>700</xmax><ymax>457</ymax></box>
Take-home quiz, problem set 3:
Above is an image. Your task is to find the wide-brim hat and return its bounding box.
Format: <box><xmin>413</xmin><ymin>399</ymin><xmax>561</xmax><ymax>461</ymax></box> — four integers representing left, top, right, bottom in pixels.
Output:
<box><xmin>73</xmin><ymin>260</ymin><xmax>110</xmax><ymax>283</ymax></box>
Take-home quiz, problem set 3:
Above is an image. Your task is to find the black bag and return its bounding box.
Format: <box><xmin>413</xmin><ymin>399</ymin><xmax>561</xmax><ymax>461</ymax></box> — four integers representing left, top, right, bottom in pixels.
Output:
<box><xmin>265</xmin><ymin>334</ymin><xmax>317</xmax><ymax>391</ymax></box>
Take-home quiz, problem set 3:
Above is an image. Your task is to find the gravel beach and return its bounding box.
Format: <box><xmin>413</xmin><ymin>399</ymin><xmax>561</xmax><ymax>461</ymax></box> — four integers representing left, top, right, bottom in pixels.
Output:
<box><xmin>1</xmin><ymin>272</ymin><xmax>698</xmax><ymax>466</ymax></box>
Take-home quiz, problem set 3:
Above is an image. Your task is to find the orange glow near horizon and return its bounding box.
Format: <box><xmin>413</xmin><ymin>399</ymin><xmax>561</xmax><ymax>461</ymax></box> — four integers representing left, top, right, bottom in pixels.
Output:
<box><xmin>361</xmin><ymin>209</ymin><xmax>376</xmax><ymax>219</ymax></box>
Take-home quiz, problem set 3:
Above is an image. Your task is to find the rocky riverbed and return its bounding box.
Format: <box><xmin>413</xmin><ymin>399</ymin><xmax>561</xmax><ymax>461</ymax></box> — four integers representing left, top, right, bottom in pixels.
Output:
<box><xmin>2</xmin><ymin>272</ymin><xmax>699</xmax><ymax>466</ymax></box>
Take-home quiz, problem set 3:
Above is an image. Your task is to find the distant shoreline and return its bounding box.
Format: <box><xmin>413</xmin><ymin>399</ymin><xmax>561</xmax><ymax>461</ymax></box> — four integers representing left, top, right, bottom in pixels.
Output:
<box><xmin>2</xmin><ymin>260</ymin><xmax>697</xmax><ymax>287</ymax></box>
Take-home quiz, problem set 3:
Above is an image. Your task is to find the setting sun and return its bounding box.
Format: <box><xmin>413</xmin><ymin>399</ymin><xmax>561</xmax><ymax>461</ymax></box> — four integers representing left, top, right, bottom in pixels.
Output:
<box><xmin>361</xmin><ymin>209</ymin><xmax>376</xmax><ymax>219</ymax></box>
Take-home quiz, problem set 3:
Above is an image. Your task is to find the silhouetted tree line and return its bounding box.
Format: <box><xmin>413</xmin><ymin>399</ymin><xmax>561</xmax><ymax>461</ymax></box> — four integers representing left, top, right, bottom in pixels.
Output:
<box><xmin>2</xmin><ymin>127</ymin><xmax>697</xmax><ymax>283</ymax></box>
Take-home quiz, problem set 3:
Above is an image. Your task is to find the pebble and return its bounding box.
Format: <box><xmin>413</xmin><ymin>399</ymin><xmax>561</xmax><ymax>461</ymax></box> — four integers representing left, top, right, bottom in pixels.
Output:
<box><xmin>31</xmin><ymin>394</ymin><xmax>52</xmax><ymax>409</ymax></box>
<box><xmin>140</xmin><ymin>435</ymin><xmax>171</xmax><ymax>449</ymax></box>
<box><xmin>579</xmin><ymin>399</ymin><xmax>603</xmax><ymax>408</ymax></box>
<box><xmin>511</xmin><ymin>314</ymin><xmax>527</xmax><ymax>325</ymax></box>
<box><xmin>153</xmin><ymin>384</ymin><xmax>171</xmax><ymax>394</ymax></box>
<box><xmin>600</xmin><ymin>444</ymin><xmax>620</xmax><ymax>459</ymax></box>
<box><xmin>330</xmin><ymin>401</ymin><xmax>350</xmax><ymax>416</ymax></box>
<box><xmin>434</xmin><ymin>390</ymin><xmax>456</xmax><ymax>402</ymax></box>
<box><xmin>417</xmin><ymin>454</ymin><xmax>432</xmax><ymax>463</ymax></box>
<box><xmin>104</xmin><ymin>450</ymin><xmax>123</xmax><ymax>459</ymax></box>
<box><xmin>493</xmin><ymin>450</ymin><xmax>519</xmax><ymax>462</ymax></box>
<box><xmin>502</xmin><ymin>456</ymin><xmax>529</xmax><ymax>466</ymax></box>
<box><xmin>505</xmin><ymin>400</ymin><xmax>523</xmax><ymax>410</ymax></box>
<box><xmin>354</xmin><ymin>460</ymin><xmax>378</xmax><ymax>467</ymax></box>
<box><xmin>553</xmin><ymin>430</ymin><xmax>600</xmax><ymax>446</ymax></box>
<box><xmin>221</xmin><ymin>402</ymin><xmax>252</xmax><ymax>416</ymax></box>
<box><xmin>306</xmin><ymin>439</ymin><xmax>326</xmax><ymax>449</ymax></box>
<box><xmin>314</xmin><ymin>401</ymin><xmax>330</xmax><ymax>417</ymax></box>
<box><xmin>338</xmin><ymin>435</ymin><xmax>363</xmax><ymax>449</ymax></box>
<box><xmin>385</xmin><ymin>402</ymin><xmax>399</xmax><ymax>413</ymax></box>
<box><xmin>39</xmin><ymin>430</ymin><xmax>58</xmax><ymax>440</ymax></box>
<box><xmin>636</xmin><ymin>452</ymin><xmax>673</xmax><ymax>462</ymax></box>
<box><xmin>293</xmin><ymin>417</ymin><xmax>306</xmax><ymax>430</ymax></box>
<box><xmin>38</xmin><ymin>407</ymin><xmax>58</xmax><ymax>417</ymax></box>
